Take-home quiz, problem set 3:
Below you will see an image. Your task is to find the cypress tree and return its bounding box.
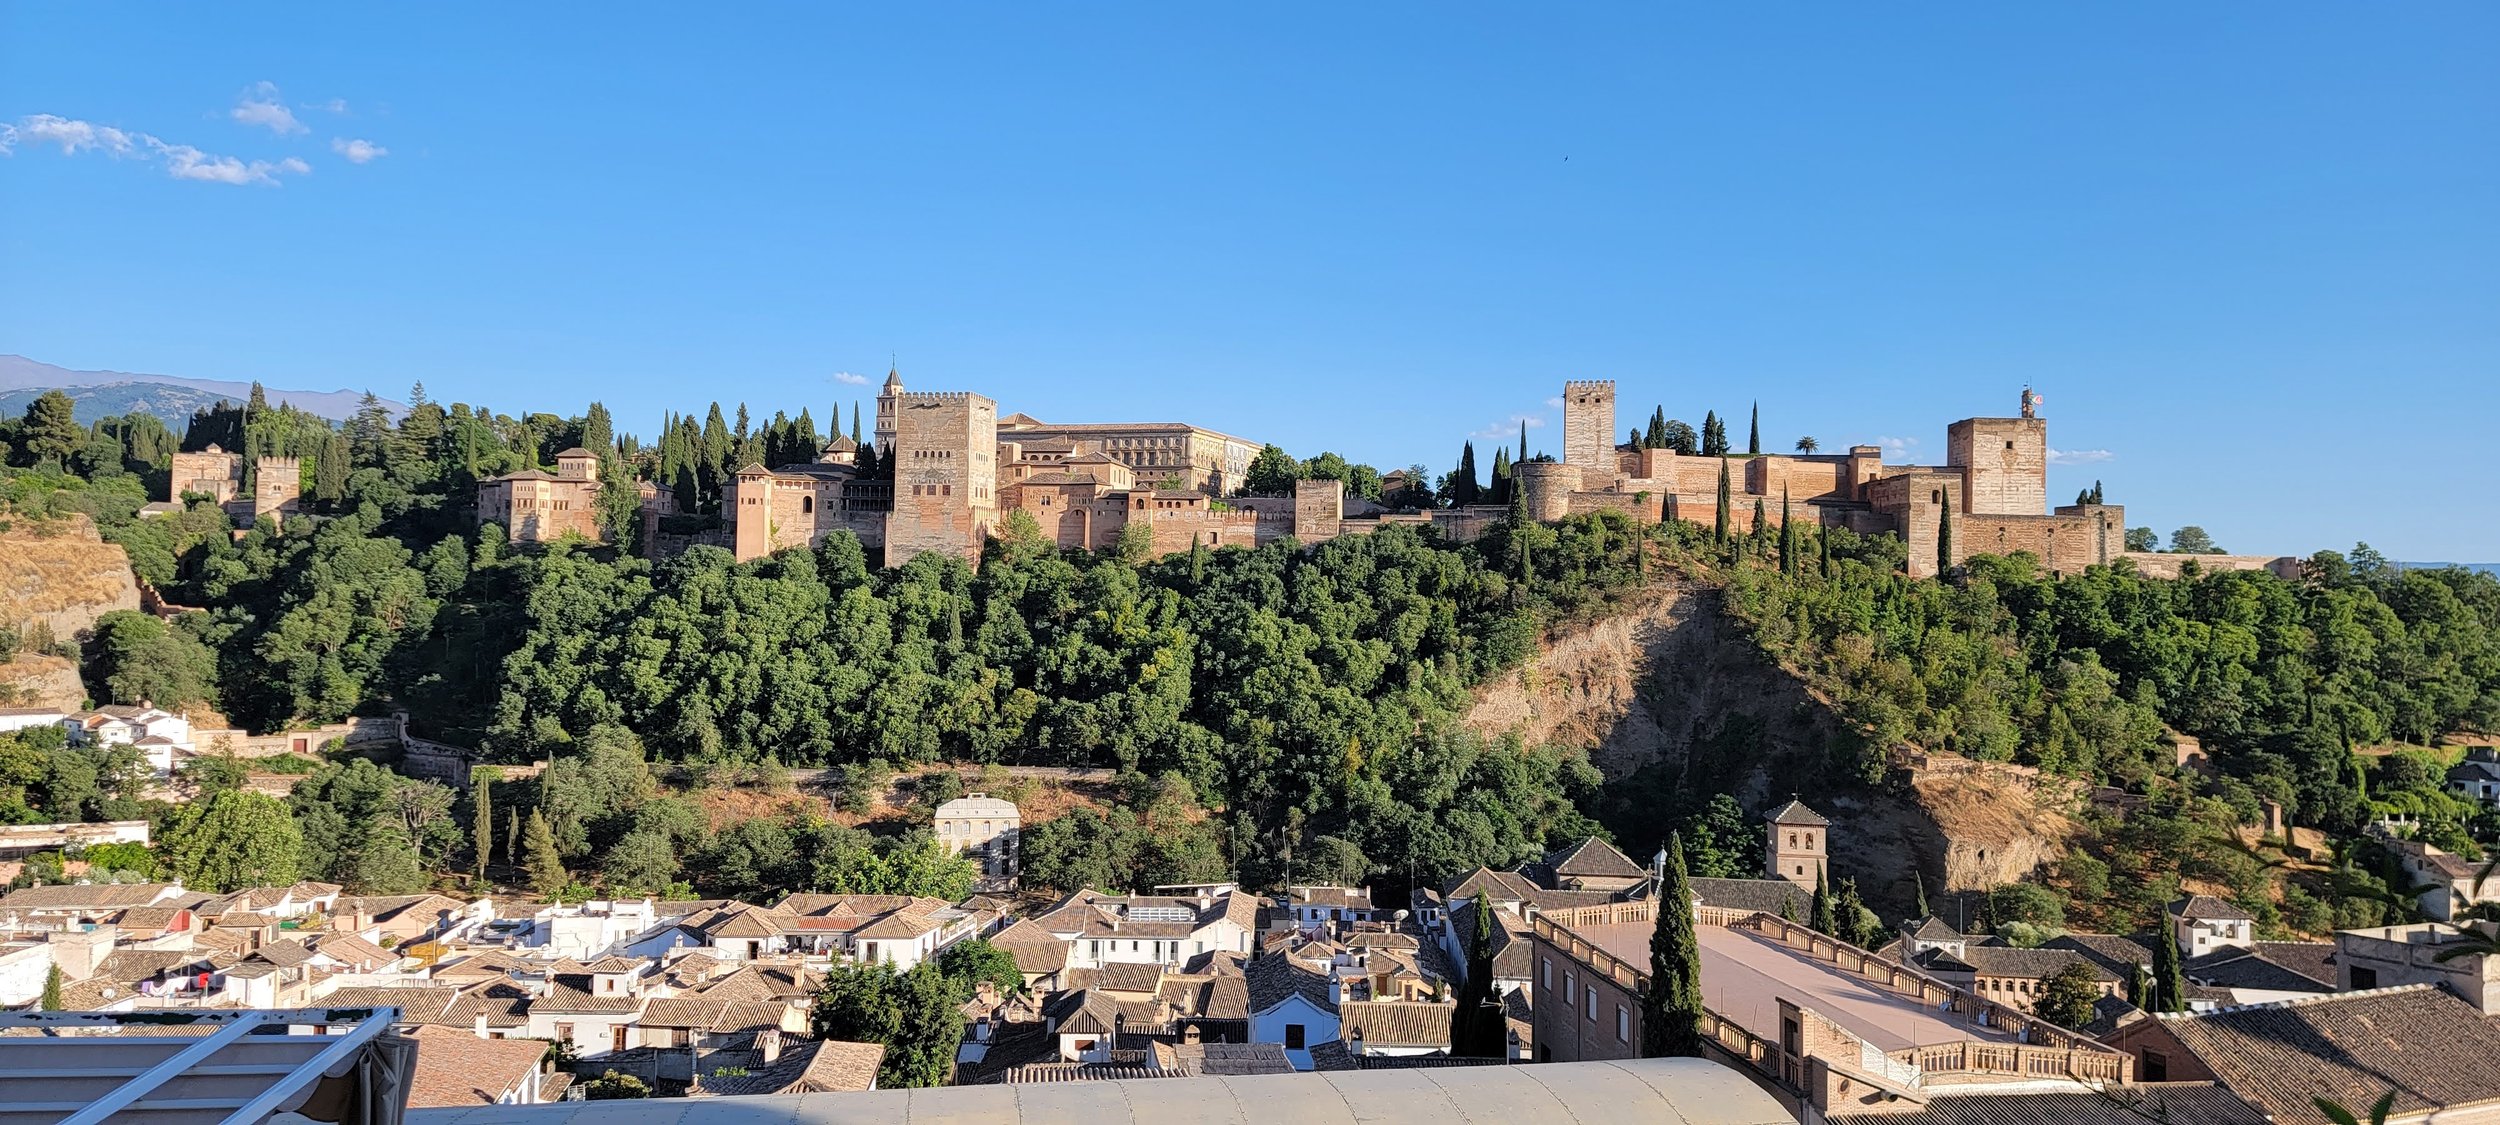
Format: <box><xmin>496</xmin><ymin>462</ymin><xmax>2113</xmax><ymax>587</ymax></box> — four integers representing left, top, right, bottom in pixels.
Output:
<box><xmin>1779</xmin><ymin>487</ymin><xmax>1795</xmax><ymax>576</ymax></box>
<box><xmin>1701</xmin><ymin>411</ymin><xmax>1728</xmax><ymax>457</ymax></box>
<box><xmin>1451</xmin><ymin>900</ymin><xmax>1504</xmax><ymax>1056</ymax></box>
<box><xmin>1453</xmin><ymin>442</ymin><xmax>1480</xmax><ymax>506</ymax></box>
<box><xmin>583</xmin><ymin>402</ymin><xmax>614</xmax><ymax>455</ymax></box>
<box><xmin>2153</xmin><ymin>918</ymin><xmax>2188</xmax><ymax>1013</ymax></box>
<box><xmin>1811</xmin><ymin>867</ymin><xmax>1837</xmax><ymax>935</ymax></box>
<box><xmin>1518</xmin><ymin>421</ymin><xmax>1527</xmax><ymax>465</ymax></box>
<box><xmin>471</xmin><ymin>774</ymin><xmax>493</xmax><ymax>879</ymax></box>
<box><xmin>1509</xmin><ymin>481</ymin><xmax>1532</xmax><ymax>584</ymax></box>
<box><xmin>1747</xmin><ymin>402</ymin><xmax>1760</xmax><ymax>455</ymax></box>
<box><xmin>40</xmin><ymin>964</ymin><xmax>63</xmax><ymax>1011</ymax></box>
<box><xmin>313</xmin><ymin>431</ymin><xmax>350</xmax><ymax>506</ymax></box>
<box><xmin>1713</xmin><ymin>458</ymin><xmax>1732</xmax><ymax>545</ymax></box>
<box><xmin>1641</xmin><ymin>833</ymin><xmax>1706</xmax><ymax>1058</ymax></box>
<box><xmin>1190</xmin><ymin>536</ymin><xmax>1207</xmax><ymax>586</ymax></box>
<box><xmin>1753</xmin><ymin>498</ymin><xmax>1768</xmax><ymax>548</ymax></box>
<box><xmin>1488</xmin><ymin>447</ymin><xmax>1512</xmax><ymax>505</ymax></box>
<box><xmin>524</xmin><ymin>810</ymin><xmax>568</xmax><ymax>898</ymax></box>
<box><xmin>1645</xmin><ymin>406</ymin><xmax>1668</xmax><ymax>449</ymax></box>
<box><xmin>1819</xmin><ymin>523</ymin><xmax>1833</xmax><ymax>578</ymax></box>
<box><xmin>2127</xmin><ymin>961</ymin><xmax>2152</xmax><ymax>1008</ymax></box>
<box><xmin>1937</xmin><ymin>500</ymin><xmax>1955</xmax><ymax>574</ymax></box>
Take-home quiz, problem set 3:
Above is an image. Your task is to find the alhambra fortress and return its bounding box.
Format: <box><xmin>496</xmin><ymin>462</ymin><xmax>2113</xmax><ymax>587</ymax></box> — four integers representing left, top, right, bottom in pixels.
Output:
<box><xmin>449</xmin><ymin>373</ymin><xmax>2290</xmax><ymax>579</ymax></box>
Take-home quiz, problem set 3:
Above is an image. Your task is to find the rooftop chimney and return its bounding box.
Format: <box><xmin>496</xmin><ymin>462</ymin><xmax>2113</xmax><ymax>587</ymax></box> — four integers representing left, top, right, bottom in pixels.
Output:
<box><xmin>758</xmin><ymin>1027</ymin><xmax>783</xmax><ymax>1066</ymax></box>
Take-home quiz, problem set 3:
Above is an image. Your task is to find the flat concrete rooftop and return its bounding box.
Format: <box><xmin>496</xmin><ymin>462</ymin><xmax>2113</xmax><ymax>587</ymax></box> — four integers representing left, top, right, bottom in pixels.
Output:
<box><xmin>404</xmin><ymin>1057</ymin><xmax>1796</xmax><ymax>1124</ymax></box>
<box><xmin>1577</xmin><ymin>922</ymin><xmax>2021</xmax><ymax>1053</ymax></box>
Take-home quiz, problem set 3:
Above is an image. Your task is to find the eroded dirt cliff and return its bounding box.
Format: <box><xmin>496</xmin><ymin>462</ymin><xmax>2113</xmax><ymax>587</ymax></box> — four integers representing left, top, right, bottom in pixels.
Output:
<box><xmin>1464</xmin><ymin>581</ymin><xmax>2077</xmax><ymax>907</ymax></box>
<box><xmin>0</xmin><ymin>514</ymin><xmax>139</xmax><ymax>707</ymax></box>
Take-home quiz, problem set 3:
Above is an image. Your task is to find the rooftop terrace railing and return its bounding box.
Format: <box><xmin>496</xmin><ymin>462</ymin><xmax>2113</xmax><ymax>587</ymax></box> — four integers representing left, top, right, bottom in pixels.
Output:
<box><xmin>1532</xmin><ymin>900</ymin><xmax>2131</xmax><ymax>1085</ymax></box>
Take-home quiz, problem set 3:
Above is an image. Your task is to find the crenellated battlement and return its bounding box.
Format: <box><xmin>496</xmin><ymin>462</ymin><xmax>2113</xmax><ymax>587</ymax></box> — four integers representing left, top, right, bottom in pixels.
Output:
<box><xmin>900</xmin><ymin>391</ymin><xmax>979</xmax><ymax>403</ymax></box>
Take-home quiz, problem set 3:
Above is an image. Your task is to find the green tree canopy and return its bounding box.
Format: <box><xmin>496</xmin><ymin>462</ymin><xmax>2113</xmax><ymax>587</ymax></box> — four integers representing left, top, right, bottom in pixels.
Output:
<box><xmin>162</xmin><ymin>790</ymin><xmax>305</xmax><ymax>891</ymax></box>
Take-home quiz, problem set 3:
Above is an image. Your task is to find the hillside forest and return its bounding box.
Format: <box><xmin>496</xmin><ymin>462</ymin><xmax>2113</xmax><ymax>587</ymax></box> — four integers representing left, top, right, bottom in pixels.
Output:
<box><xmin>2</xmin><ymin>386</ymin><xmax>2497</xmax><ymax>950</ymax></box>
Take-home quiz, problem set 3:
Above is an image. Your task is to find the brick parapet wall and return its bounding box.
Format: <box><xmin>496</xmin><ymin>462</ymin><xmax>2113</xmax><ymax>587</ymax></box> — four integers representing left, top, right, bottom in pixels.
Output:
<box><xmin>1529</xmin><ymin>901</ymin><xmax>2129</xmax><ymax>1085</ymax></box>
<box><xmin>2117</xmin><ymin>552</ymin><xmax>2300</xmax><ymax>581</ymax></box>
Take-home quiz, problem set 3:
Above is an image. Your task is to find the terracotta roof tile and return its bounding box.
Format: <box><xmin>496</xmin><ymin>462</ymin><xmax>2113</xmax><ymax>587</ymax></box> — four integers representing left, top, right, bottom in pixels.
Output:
<box><xmin>404</xmin><ymin>1026</ymin><xmax>550</xmax><ymax>1108</ymax></box>
<box><xmin>2159</xmin><ymin>985</ymin><xmax>2500</xmax><ymax>1125</ymax></box>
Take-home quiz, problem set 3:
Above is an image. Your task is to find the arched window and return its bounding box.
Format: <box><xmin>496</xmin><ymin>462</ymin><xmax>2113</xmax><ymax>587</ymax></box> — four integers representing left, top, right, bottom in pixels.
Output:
<box><xmin>801</xmin><ymin>496</ymin><xmax>814</xmax><ymax>514</ymax></box>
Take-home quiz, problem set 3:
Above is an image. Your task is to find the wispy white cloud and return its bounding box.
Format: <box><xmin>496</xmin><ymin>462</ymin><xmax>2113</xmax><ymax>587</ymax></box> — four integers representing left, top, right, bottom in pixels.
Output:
<box><xmin>313</xmin><ymin>98</ymin><xmax>349</xmax><ymax>114</ymax></box>
<box><xmin>330</xmin><ymin>137</ymin><xmax>387</xmax><ymax>164</ymax></box>
<box><xmin>231</xmin><ymin>81</ymin><xmax>306</xmax><ymax>134</ymax></box>
<box><xmin>832</xmin><ymin>371</ymin><xmax>872</xmax><ymax>386</ymax></box>
<box><xmin>162</xmin><ymin>144</ymin><xmax>309</xmax><ymax>185</ymax></box>
<box><xmin>1472</xmin><ymin>413</ymin><xmax>1548</xmax><ymax>442</ymax></box>
<box><xmin>2048</xmin><ymin>448</ymin><xmax>2114</xmax><ymax>465</ymax></box>
<box><xmin>1873</xmin><ymin>435</ymin><xmax>1920</xmax><ymax>457</ymax></box>
<box><xmin>7</xmin><ymin>114</ymin><xmax>308</xmax><ymax>186</ymax></box>
<box><xmin>15</xmin><ymin>114</ymin><xmax>140</xmax><ymax>156</ymax></box>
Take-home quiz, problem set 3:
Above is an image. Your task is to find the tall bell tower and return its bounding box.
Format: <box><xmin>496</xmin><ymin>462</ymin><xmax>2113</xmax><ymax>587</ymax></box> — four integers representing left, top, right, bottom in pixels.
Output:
<box><xmin>1765</xmin><ymin>799</ymin><xmax>1829</xmax><ymax>892</ymax></box>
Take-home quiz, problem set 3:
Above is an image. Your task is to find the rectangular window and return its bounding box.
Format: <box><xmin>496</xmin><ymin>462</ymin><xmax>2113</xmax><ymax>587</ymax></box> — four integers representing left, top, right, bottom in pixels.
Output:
<box><xmin>1586</xmin><ymin>988</ymin><xmax>1597</xmax><ymax>1020</ymax></box>
<box><xmin>1286</xmin><ymin>1024</ymin><xmax>1306</xmax><ymax>1050</ymax></box>
<box><xmin>1564</xmin><ymin>972</ymin><xmax>1574</xmax><ymax>1004</ymax></box>
<box><xmin>1617</xmin><ymin>1006</ymin><xmax>1629</xmax><ymax>1042</ymax></box>
<box><xmin>1541</xmin><ymin>958</ymin><xmax>1552</xmax><ymax>988</ymax></box>
<box><xmin>2143</xmin><ymin>1050</ymin><xmax>2168</xmax><ymax>1083</ymax></box>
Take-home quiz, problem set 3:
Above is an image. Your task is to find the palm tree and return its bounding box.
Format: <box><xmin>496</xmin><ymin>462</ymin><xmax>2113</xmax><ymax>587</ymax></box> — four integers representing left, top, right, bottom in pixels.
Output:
<box><xmin>2316</xmin><ymin>1092</ymin><xmax>2397</xmax><ymax>1125</ymax></box>
<box><xmin>1794</xmin><ymin>436</ymin><xmax>1819</xmax><ymax>453</ymax></box>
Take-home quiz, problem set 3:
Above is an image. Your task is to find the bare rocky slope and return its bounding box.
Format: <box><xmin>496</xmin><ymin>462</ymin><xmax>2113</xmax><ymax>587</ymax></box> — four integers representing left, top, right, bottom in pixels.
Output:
<box><xmin>0</xmin><ymin>654</ymin><xmax>84</xmax><ymax>711</ymax></box>
<box><xmin>0</xmin><ymin>514</ymin><xmax>139</xmax><ymax>708</ymax></box>
<box><xmin>1463</xmin><ymin>581</ymin><xmax>2076</xmax><ymax>909</ymax></box>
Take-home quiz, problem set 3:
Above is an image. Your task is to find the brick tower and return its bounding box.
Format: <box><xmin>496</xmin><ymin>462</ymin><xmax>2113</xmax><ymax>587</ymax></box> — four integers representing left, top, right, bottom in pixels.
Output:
<box><xmin>1946</xmin><ymin>407</ymin><xmax>2047</xmax><ymax>518</ymax></box>
<box><xmin>874</xmin><ymin>367</ymin><xmax>903</xmax><ymax>459</ymax></box>
<box><xmin>1765</xmin><ymin>799</ymin><xmax>1829</xmax><ymax>892</ymax></box>
<box><xmin>882</xmin><ymin>390</ymin><xmax>998</xmax><ymax>562</ymax></box>
<box><xmin>1562</xmin><ymin>380</ymin><xmax>1616</xmax><ymax>479</ymax></box>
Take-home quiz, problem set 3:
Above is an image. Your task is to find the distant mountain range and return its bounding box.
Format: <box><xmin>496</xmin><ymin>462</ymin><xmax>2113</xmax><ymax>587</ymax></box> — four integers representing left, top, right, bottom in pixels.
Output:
<box><xmin>0</xmin><ymin>355</ymin><xmax>401</xmax><ymax>429</ymax></box>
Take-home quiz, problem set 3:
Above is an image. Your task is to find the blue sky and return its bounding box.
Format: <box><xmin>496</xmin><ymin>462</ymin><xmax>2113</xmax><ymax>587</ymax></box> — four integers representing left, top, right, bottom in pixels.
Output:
<box><xmin>4</xmin><ymin>5</ymin><xmax>2495</xmax><ymax>558</ymax></box>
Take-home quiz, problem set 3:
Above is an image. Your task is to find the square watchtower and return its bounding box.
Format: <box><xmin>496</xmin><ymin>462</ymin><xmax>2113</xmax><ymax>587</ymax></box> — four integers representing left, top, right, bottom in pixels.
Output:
<box><xmin>1562</xmin><ymin>380</ymin><xmax>1616</xmax><ymax>477</ymax></box>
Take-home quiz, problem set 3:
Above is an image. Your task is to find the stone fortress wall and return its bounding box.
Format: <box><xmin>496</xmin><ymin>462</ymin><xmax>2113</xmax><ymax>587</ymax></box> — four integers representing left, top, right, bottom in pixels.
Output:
<box><xmin>474</xmin><ymin>368</ymin><xmax>2270</xmax><ymax>580</ymax></box>
<box><xmin>161</xmin><ymin>444</ymin><xmax>302</xmax><ymax>526</ymax></box>
<box><xmin>1554</xmin><ymin>381</ymin><xmax>2134</xmax><ymax>578</ymax></box>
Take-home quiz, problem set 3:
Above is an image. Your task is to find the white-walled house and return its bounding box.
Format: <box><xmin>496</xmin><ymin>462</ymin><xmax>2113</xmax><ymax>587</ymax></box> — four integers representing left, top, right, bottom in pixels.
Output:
<box><xmin>2169</xmin><ymin>895</ymin><xmax>2256</xmax><ymax>958</ymax></box>
<box><xmin>2449</xmin><ymin>748</ymin><xmax>2500</xmax><ymax>806</ymax></box>
<box><xmin>0</xmin><ymin>709</ymin><xmax>67</xmax><ymax>735</ymax></box>
<box><xmin>521</xmin><ymin>975</ymin><xmax>649</xmax><ymax>1059</ymax></box>
<box><xmin>525</xmin><ymin>899</ymin><xmax>658</xmax><ymax>960</ymax></box>
<box><xmin>0</xmin><ymin>941</ymin><xmax>55</xmax><ymax>1007</ymax></box>
<box><xmin>1283</xmin><ymin>886</ymin><xmax>1381</xmax><ymax>929</ymax></box>
<box><xmin>2390</xmin><ymin>841</ymin><xmax>2499</xmax><ymax>923</ymax></box>
<box><xmin>1247</xmin><ymin>956</ymin><xmax>1341</xmax><ymax>1071</ymax></box>
<box><xmin>933</xmin><ymin>793</ymin><xmax>1021</xmax><ymax>882</ymax></box>
<box><xmin>61</xmin><ymin>706</ymin><xmax>195</xmax><ymax>777</ymax></box>
<box><xmin>1033</xmin><ymin>888</ymin><xmax>1260</xmax><ymax>971</ymax></box>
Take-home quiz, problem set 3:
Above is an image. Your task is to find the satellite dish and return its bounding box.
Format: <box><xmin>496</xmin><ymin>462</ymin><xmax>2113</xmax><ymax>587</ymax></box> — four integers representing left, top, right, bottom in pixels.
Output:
<box><xmin>1392</xmin><ymin>909</ymin><xmax>1410</xmax><ymax>923</ymax></box>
